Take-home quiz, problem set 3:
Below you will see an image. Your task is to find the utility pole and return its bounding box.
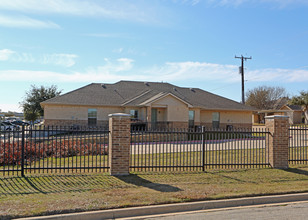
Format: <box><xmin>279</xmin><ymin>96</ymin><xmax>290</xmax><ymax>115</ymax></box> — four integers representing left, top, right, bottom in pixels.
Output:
<box><xmin>235</xmin><ymin>55</ymin><xmax>252</xmax><ymax>104</ymax></box>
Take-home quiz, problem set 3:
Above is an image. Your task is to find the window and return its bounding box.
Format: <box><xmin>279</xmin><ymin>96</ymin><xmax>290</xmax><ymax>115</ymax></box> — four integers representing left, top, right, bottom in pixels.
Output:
<box><xmin>189</xmin><ymin>110</ymin><xmax>195</xmax><ymax>128</ymax></box>
<box><xmin>88</xmin><ymin>109</ymin><xmax>97</xmax><ymax>126</ymax></box>
<box><xmin>130</xmin><ymin>110</ymin><xmax>138</xmax><ymax>119</ymax></box>
<box><xmin>212</xmin><ymin>112</ymin><xmax>220</xmax><ymax>129</ymax></box>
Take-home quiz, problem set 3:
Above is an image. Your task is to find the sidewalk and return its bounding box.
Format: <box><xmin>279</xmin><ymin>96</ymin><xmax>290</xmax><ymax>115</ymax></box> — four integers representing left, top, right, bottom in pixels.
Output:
<box><xmin>17</xmin><ymin>192</ymin><xmax>308</xmax><ymax>220</ymax></box>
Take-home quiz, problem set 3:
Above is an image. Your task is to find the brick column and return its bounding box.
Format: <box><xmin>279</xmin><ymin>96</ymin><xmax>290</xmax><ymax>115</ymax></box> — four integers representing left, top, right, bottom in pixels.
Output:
<box><xmin>265</xmin><ymin>115</ymin><xmax>289</xmax><ymax>169</ymax></box>
<box><xmin>108</xmin><ymin>113</ymin><xmax>131</xmax><ymax>175</ymax></box>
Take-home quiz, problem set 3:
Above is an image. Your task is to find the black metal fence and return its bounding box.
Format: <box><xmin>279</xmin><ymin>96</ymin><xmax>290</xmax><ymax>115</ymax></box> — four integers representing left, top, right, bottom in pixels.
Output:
<box><xmin>2</xmin><ymin>124</ymin><xmax>308</xmax><ymax>176</ymax></box>
<box><xmin>289</xmin><ymin>125</ymin><xmax>308</xmax><ymax>164</ymax></box>
<box><xmin>130</xmin><ymin>127</ymin><xmax>271</xmax><ymax>171</ymax></box>
<box><xmin>0</xmin><ymin>126</ymin><xmax>109</xmax><ymax>176</ymax></box>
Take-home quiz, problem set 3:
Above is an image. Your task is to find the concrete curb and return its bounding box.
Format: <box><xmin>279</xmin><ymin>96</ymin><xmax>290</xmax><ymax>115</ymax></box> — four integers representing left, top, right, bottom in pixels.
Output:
<box><xmin>17</xmin><ymin>193</ymin><xmax>308</xmax><ymax>220</ymax></box>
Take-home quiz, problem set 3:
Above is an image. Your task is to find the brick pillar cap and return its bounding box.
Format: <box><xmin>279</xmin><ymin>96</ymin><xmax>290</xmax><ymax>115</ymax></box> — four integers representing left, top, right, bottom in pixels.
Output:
<box><xmin>108</xmin><ymin>113</ymin><xmax>131</xmax><ymax>118</ymax></box>
<box><xmin>265</xmin><ymin>115</ymin><xmax>289</xmax><ymax>119</ymax></box>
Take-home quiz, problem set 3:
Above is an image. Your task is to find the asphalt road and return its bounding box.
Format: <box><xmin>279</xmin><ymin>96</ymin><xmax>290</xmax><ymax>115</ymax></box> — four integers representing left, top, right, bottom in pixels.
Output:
<box><xmin>143</xmin><ymin>201</ymin><xmax>308</xmax><ymax>220</ymax></box>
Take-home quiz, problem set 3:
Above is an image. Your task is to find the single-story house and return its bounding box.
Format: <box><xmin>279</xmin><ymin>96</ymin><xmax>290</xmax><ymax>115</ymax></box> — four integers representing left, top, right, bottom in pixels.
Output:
<box><xmin>41</xmin><ymin>81</ymin><xmax>255</xmax><ymax>129</ymax></box>
<box><xmin>280</xmin><ymin>105</ymin><xmax>303</xmax><ymax>124</ymax></box>
<box><xmin>252</xmin><ymin>104</ymin><xmax>303</xmax><ymax>125</ymax></box>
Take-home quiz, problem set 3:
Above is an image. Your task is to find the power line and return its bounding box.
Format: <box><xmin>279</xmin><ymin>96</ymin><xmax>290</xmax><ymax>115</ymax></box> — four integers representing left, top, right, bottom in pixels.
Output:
<box><xmin>235</xmin><ymin>55</ymin><xmax>252</xmax><ymax>104</ymax></box>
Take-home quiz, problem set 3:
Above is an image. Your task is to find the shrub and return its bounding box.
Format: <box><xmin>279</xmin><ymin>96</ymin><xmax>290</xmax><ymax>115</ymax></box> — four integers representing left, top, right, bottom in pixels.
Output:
<box><xmin>0</xmin><ymin>140</ymin><xmax>108</xmax><ymax>166</ymax></box>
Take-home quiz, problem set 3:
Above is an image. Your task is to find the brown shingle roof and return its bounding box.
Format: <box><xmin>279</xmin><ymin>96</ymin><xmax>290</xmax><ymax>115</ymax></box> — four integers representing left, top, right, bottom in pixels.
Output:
<box><xmin>41</xmin><ymin>81</ymin><xmax>255</xmax><ymax>111</ymax></box>
<box><xmin>285</xmin><ymin>104</ymin><xmax>302</xmax><ymax>111</ymax></box>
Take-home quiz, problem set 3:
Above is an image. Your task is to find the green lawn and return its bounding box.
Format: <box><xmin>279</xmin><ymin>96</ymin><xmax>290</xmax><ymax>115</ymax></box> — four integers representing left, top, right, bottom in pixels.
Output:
<box><xmin>1</xmin><ymin>165</ymin><xmax>308</xmax><ymax>219</ymax></box>
<box><xmin>3</xmin><ymin>146</ymin><xmax>308</xmax><ymax>175</ymax></box>
<box><xmin>130</xmin><ymin>148</ymin><xmax>270</xmax><ymax>172</ymax></box>
<box><xmin>1</xmin><ymin>147</ymin><xmax>271</xmax><ymax>175</ymax></box>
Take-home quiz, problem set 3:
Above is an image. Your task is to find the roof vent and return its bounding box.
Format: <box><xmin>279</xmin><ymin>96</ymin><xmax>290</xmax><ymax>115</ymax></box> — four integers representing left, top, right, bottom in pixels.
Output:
<box><xmin>144</xmin><ymin>82</ymin><xmax>149</xmax><ymax>86</ymax></box>
<box><xmin>101</xmin><ymin>84</ymin><xmax>106</xmax><ymax>89</ymax></box>
<box><xmin>190</xmin><ymin>88</ymin><xmax>195</xmax><ymax>92</ymax></box>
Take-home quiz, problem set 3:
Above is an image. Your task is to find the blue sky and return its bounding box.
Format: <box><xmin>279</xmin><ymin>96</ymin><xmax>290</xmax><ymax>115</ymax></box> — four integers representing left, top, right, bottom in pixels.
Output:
<box><xmin>0</xmin><ymin>0</ymin><xmax>308</xmax><ymax>112</ymax></box>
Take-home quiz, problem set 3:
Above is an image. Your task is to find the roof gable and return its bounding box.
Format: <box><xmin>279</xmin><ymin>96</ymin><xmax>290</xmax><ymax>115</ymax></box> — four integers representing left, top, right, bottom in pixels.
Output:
<box><xmin>280</xmin><ymin>104</ymin><xmax>302</xmax><ymax>111</ymax></box>
<box><xmin>41</xmin><ymin>80</ymin><xmax>255</xmax><ymax>111</ymax></box>
<box><xmin>139</xmin><ymin>92</ymin><xmax>193</xmax><ymax>107</ymax></box>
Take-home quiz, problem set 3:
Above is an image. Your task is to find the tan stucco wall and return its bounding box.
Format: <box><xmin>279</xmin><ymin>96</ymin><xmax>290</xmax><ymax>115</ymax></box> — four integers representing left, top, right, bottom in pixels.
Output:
<box><xmin>280</xmin><ymin>106</ymin><xmax>302</xmax><ymax>124</ymax></box>
<box><xmin>293</xmin><ymin>111</ymin><xmax>302</xmax><ymax>124</ymax></box>
<box><xmin>156</xmin><ymin>108</ymin><xmax>167</xmax><ymax>121</ymax></box>
<box><xmin>123</xmin><ymin>107</ymin><xmax>147</xmax><ymax>121</ymax></box>
<box><xmin>152</xmin><ymin>95</ymin><xmax>189</xmax><ymax>122</ymax></box>
<box><xmin>200</xmin><ymin>110</ymin><xmax>252</xmax><ymax>124</ymax></box>
<box><xmin>189</xmin><ymin>108</ymin><xmax>200</xmax><ymax>124</ymax></box>
<box><xmin>44</xmin><ymin>105</ymin><xmax>124</xmax><ymax>121</ymax></box>
<box><xmin>43</xmin><ymin>101</ymin><xmax>252</xmax><ymax>128</ymax></box>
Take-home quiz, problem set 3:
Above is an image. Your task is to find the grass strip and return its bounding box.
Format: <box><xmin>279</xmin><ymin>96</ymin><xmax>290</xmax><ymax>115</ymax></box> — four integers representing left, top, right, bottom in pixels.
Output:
<box><xmin>0</xmin><ymin>165</ymin><xmax>308</xmax><ymax>219</ymax></box>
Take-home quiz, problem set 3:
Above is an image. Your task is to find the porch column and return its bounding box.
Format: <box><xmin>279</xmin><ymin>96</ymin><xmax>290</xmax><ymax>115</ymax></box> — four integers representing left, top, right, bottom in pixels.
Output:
<box><xmin>265</xmin><ymin>115</ymin><xmax>289</xmax><ymax>169</ymax></box>
<box><xmin>108</xmin><ymin>113</ymin><xmax>131</xmax><ymax>175</ymax></box>
<box><xmin>146</xmin><ymin>106</ymin><xmax>151</xmax><ymax>129</ymax></box>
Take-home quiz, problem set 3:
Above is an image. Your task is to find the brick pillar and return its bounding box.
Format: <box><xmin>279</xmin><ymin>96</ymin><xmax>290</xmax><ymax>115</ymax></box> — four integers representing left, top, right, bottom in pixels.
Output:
<box><xmin>108</xmin><ymin>113</ymin><xmax>131</xmax><ymax>175</ymax></box>
<box><xmin>265</xmin><ymin>115</ymin><xmax>289</xmax><ymax>169</ymax></box>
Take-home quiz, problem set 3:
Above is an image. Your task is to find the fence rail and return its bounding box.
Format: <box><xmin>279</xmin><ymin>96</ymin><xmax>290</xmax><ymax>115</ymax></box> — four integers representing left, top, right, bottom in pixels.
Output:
<box><xmin>0</xmin><ymin>125</ymin><xmax>109</xmax><ymax>176</ymax></box>
<box><xmin>289</xmin><ymin>125</ymin><xmax>308</xmax><ymax>164</ymax></box>
<box><xmin>130</xmin><ymin>127</ymin><xmax>271</xmax><ymax>171</ymax></box>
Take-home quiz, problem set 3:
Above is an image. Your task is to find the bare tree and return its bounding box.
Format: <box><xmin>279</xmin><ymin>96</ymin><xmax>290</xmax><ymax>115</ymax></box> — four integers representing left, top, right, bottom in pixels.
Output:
<box><xmin>245</xmin><ymin>86</ymin><xmax>288</xmax><ymax>110</ymax></box>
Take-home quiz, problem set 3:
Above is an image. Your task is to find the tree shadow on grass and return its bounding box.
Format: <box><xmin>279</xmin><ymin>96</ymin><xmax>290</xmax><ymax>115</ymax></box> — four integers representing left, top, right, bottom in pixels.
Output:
<box><xmin>283</xmin><ymin>168</ymin><xmax>308</xmax><ymax>176</ymax></box>
<box><xmin>115</xmin><ymin>174</ymin><xmax>182</xmax><ymax>192</ymax></box>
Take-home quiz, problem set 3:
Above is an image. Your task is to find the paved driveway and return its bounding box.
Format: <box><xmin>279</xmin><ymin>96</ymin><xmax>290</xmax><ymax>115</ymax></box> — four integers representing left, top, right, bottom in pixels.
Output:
<box><xmin>131</xmin><ymin>138</ymin><xmax>267</xmax><ymax>154</ymax></box>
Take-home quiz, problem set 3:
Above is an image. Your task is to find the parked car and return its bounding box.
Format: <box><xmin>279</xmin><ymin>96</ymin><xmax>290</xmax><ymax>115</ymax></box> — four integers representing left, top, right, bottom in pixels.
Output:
<box><xmin>1</xmin><ymin>122</ymin><xmax>15</xmax><ymax>131</ymax></box>
<box><xmin>5</xmin><ymin>117</ymin><xmax>18</xmax><ymax>122</ymax></box>
<box><xmin>11</xmin><ymin>120</ymin><xmax>30</xmax><ymax>126</ymax></box>
<box><xmin>0</xmin><ymin>121</ymin><xmax>20</xmax><ymax>131</ymax></box>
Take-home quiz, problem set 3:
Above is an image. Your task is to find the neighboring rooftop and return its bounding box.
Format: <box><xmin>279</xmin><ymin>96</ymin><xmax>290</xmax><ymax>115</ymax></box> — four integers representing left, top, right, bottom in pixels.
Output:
<box><xmin>283</xmin><ymin>104</ymin><xmax>302</xmax><ymax>111</ymax></box>
<box><xmin>273</xmin><ymin>97</ymin><xmax>289</xmax><ymax>110</ymax></box>
<box><xmin>41</xmin><ymin>81</ymin><xmax>255</xmax><ymax>111</ymax></box>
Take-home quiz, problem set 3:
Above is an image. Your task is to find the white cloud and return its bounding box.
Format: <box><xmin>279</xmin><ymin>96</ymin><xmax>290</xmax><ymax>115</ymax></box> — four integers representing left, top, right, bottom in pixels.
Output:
<box><xmin>13</xmin><ymin>53</ymin><xmax>35</xmax><ymax>63</ymax></box>
<box><xmin>204</xmin><ymin>0</ymin><xmax>308</xmax><ymax>7</ymax></box>
<box><xmin>155</xmin><ymin>61</ymin><xmax>308</xmax><ymax>83</ymax></box>
<box><xmin>42</xmin><ymin>54</ymin><xmax>78</xmax><ymax>67</ymax></box>
<box><xmin>148</xmin><ymin>61</ymin><xmax>239</xmax><ymax>82</ymax></box>
<box><xmin>0</xmin><ymin>103</ymin><xmax>22</xmax><ymax>113</ymax></box>
<box><xmin>0</xmin><ymin>49</ymin><xmax>15</xmax><ymax>61</ymax></box>
<box><xmin>113</xmin><ymin>48</ymin><xmax>124</xmax><ymax>54</ymax></box>
<box><xmin>0</xmin><ymin>0</ymin><xmax>161</xmax><ymax>24</ymax></box>
<box><xmin>0</xmin><ymin>14</ymin><xmax>60</xmax><ymax>29</ymax></box>
<box><xmin>0</xmin><ymin>58</ymin><xmax>135</xmax><ymax>83</ymax></box>
<box><xmin>0</xmin><ymin>60</ymin><xmax>307</xmax><ymax>84</ymax></box>
<box><xmin>246</xmin><ymin>68</ymin><xmax>308</xmax><ymax>82</ymax></box>
<box><xmin>0</xmin><ymin>49</ymin><xmax>77</xmax><ymax>67</ymax></box>
<box><xmin>174</xmin><ymin>0</ymin><xmax>202</xmax><ymax>6</ymax></box>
